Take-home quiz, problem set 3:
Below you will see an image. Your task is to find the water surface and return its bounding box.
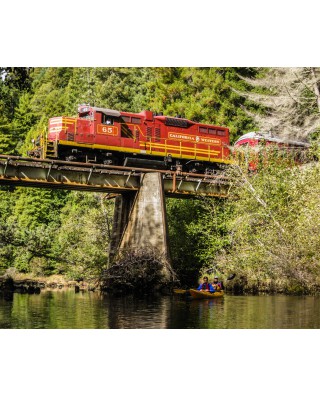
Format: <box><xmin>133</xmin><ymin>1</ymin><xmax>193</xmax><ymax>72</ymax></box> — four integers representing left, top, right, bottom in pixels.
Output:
<box><xmin>1</xmin><ymin>290</ymin><xmax>320</xmax><ymax>328</ymax></box>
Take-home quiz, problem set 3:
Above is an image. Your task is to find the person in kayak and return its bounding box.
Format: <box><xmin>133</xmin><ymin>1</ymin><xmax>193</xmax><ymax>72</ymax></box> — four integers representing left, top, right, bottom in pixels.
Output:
<box><xmin>212</xmin><ymin>276</ymin><xmax>224</xmax><ymax>291</ymax></box>
<box><xmin>197</xmin><ymin>277</ymin><xmax>215</xmax><ymax>292</ymax></box>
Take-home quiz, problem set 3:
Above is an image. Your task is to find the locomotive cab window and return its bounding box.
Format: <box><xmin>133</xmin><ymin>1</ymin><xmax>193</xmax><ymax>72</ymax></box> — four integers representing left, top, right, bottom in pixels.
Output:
<box><xmin>208</xmin><ymin>128</ymin><xmax>217</xmax><ymax>135</ymax></box>
<box><xmin>102</xmin><ymin>114</ymin><xmax>114</xmax><ymax>125</ymax></box>
<box><xmin>121</xmin><ymin>116</ymin><xmax>130</xmax><ymax>123</ymax></box>
<box><xmin>132</xmin><ymin>117</ymin><xmax>141</xmax><ymax>124</ymax></box>
<box><xmin>216</xmin><ymin>129</ymin><xmax>226</xmax><ymax>136</ymax></box>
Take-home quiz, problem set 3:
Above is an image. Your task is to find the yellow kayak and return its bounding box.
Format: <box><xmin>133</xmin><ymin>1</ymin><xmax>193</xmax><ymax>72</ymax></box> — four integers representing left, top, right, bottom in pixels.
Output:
<box><xmin>189</xmin><ymin>289</ymin><xmax>224</xmax><ymax>299</ymax></box>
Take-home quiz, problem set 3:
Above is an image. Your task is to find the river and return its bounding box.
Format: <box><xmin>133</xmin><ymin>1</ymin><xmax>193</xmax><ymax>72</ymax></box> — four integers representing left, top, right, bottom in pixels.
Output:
<box><xmin>1</xmin><ymin>289</ymin><xmax>320</xmax><ymax>328</ymax></box>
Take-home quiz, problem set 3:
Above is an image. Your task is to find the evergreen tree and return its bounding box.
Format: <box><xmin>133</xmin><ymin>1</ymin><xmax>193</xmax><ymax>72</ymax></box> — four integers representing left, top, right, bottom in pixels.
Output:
<box><xmin>145</xmin><ymin>67</ymin><xmax>258</xmax><ymax>142</ymax></box>
<box><xmin>0</xmin><ymin>67</ymin><xmax>32</xmax><ymax>154</ymax></box>
<box><xmin>93</xmin><ymin>67</ymin><xmax>153</xmax><ymax>112</ymax></box>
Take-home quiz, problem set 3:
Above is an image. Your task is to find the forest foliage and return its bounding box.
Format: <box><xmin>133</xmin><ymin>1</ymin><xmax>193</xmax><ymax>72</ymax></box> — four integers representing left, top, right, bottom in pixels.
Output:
<box><xmin>1</xmin><ymin>67</ymin><xmax>320</xmax><ymax>292</ymax></box>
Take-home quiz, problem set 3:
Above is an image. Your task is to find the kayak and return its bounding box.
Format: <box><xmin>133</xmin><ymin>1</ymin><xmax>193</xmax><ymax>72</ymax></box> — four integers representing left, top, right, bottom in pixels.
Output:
<box><xmin>189</xmin><ymin>289</ymin><xmax>224</xmax><ymax>299</ymax></box>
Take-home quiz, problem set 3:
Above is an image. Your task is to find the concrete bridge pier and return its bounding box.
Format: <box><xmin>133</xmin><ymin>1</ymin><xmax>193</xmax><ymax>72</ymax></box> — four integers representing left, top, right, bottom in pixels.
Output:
<box><xmin>109</xmin><ymin>172</ymin><xmax>176</xmax><ymax>283</ymax></box>
<box><xmin>109</xmin><ymin>192</ymin><xmax>136</xmax><ymax>263</ymax></box>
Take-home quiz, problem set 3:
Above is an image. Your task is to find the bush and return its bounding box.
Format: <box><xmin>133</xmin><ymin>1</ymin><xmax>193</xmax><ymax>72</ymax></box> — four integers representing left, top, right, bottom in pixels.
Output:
<box><xmin>102</xmin><ymin>248</ymin><xmax>177</xmax><ymax>292</ymax></box>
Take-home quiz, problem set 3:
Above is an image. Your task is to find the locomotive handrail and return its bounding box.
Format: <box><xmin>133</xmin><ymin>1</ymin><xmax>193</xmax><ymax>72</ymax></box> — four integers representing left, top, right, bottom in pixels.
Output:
<box><xmin>42</xmin><ymin>129</ymin><xmax>47</xmax><ymax>159</ymax></box>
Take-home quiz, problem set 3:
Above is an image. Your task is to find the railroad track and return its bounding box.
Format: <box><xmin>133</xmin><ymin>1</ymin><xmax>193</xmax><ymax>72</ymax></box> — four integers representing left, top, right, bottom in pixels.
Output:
<box><xmin>0</xmin><ymin>155</ymin><xmax>232</xmax><ymax>197</ymax></box>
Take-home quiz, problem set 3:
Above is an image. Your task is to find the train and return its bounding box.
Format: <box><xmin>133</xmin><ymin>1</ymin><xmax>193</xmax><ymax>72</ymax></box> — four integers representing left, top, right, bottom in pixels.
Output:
<box><xmin>28</xmin><ymin>105</ymin><xmax>232</xmax><ymax>173</ymax></box>
<box><xmin>28</xmin><ymin>105</ymin><xmax>312</xmax><ymax>173</ymax></box>
<box><xmin>234</xmin><ymin>131</ymin><xmax>311</xmax><ymax>171</ymax></box>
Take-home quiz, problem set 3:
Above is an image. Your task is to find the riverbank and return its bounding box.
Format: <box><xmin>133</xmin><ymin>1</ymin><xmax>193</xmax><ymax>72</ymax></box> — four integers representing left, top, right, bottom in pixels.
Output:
<box><xmin>1</xmin><ymin>272</ymin><xmax>320</xmax><ymax>296</ymax></box>
<box><xmin>0</xmin><ymin>273</ymin><xmax>98</xmax><ymax>294</ymax></box>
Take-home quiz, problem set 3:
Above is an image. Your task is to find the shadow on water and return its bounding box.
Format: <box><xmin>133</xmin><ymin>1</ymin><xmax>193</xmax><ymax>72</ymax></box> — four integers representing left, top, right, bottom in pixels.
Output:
<box><xmin>0</xmin><ymin>289</ymin><xmax>14</xmax><ymax>328</ymax></box>
<box><xmin>1</xmin><ymin>290</ymin><xmax>320</xmax><ymax>329</ymax></box>
<box><xmin>105</xmin><ymin>293</ymin><xmax>171</xmax><ymax>329</ymax></box>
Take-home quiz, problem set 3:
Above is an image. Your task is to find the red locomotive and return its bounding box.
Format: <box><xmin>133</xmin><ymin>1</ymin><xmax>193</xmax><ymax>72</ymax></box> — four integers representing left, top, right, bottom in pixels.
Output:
<box><xmin>234</xmin><ymin>131</ymin><xmax>310</xmax><ymax>171</ymax></box>
<box><xmin>29</xmin><ymin>105</ymin><xmax>232</xmax><ymax>173</ymax></box>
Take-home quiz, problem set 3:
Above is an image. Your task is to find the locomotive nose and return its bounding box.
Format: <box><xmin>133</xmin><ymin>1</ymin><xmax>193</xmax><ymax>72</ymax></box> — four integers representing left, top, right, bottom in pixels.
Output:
<box><xmin>48</xmin><ymin>116</ymin><xmax>76</xmax><ymax>140</ymax></box>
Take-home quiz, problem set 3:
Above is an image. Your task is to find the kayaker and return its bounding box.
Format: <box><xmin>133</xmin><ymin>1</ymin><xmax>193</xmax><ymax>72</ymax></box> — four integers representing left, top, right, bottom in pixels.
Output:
<box><xmin>197</xmin><ymin>277</ymin><xmax>215</xmax><ymax>292</ymax></box>
<box><xmin>212</xmin><ymin>276</ymin><xmax>224</xmax><ymax>291</ymax></box>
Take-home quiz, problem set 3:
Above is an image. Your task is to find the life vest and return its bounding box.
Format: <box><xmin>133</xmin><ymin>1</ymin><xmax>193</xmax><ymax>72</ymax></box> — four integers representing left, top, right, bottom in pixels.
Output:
<box><xmin>201</xmin><ymin>282</ymin><xmax>210</xmax><ymax>291</ymax></box>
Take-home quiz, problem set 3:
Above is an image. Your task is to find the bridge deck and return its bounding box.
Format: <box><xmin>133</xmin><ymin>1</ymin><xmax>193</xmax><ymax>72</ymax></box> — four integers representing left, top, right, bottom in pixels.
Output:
<box><xmin>0</xmin><ymin>155</ymin><xmax>231</xmax><ymax>197</ymax></box>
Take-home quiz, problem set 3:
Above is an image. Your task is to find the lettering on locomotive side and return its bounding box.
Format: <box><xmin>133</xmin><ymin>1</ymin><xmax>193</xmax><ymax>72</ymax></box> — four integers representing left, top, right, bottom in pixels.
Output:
<box><xmin>200</xmin><ymin>137</ymin><xmax>221</xmax><ymax>145</ymax></box>
<box><xmin>169</xmin><ymin>133</ymin><xmax>194</xmax><ymax>141</ymax></box>
<box><xmin>168</xmin><ymin>132</ymin><xmax>220</xmax><ymax>145</ymax></box>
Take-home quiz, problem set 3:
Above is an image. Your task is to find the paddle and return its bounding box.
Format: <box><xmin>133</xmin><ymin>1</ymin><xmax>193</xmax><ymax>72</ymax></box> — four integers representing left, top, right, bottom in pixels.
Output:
<box><xmin>173</xmin><ymin>288</ymin><xmax>189</xmax><ymax>294</ymax></box>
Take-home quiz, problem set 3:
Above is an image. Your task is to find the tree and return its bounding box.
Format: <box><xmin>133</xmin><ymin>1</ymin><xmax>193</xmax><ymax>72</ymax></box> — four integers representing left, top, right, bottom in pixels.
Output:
<box><xmin>166</xmin><ymin>198</ymin><xmax>211</xmax><ymax>285</ymax></box>
<box><xmin>212</xmin><ymin>158</ymin><xmax>320</xmax><ymax>293</ymax></box>
<box><xmin>237</xmin><ymin>67</ymin><xmax>320</xmax><ymax>140</ymax></box>
<box><xmin>93</xmin><ymin>67</ymin><xmax>152</xmax><ymax>112</ymax></box>
<box><xmin>0</xmin><ymin>67</ymin><xmax>32</xmax><ymax>91</ymax></box>
<box><xmin>0</xmin><ymin>187</ymin><xmax>68</xmax><ymax>273</ymax></box>
<box><xmin>0</xmin><ymin>67</ymin><xmax>33</xmax><ymax>154</ymax></box>
<box><xmin>54</xmin><ymin>192</ymin><xmax>114</xmax><ymax>280</ymax></box>
<box><xmin>145</xmin><ymin>67</ymin><xmax>258</xmax><ymax>142</ymax></box>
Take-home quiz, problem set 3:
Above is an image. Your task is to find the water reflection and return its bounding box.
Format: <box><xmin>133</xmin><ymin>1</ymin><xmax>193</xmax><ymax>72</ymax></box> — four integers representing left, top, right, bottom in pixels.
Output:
<box><xmin>1</xmin><ymin>290</ymin><xmax>109</xmax><ymax>329</ymax></box>
<box><xmin>106</xmin><ymin>294</ymin><xmax>171</xmax><ymax>329</ymax></box>
<box><xmin>1</xmin><ymin>291</ymin><xmax>320</xmax><ymax>329</ymax></box>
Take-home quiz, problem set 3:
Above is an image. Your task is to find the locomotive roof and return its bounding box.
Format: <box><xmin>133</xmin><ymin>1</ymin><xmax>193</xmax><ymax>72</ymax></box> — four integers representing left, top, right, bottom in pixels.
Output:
<box><xmin>235</xmin><ymin>131</ymin><xmax>310</xmax><ymax>148</ymax></box>
<box><xmin>92</xmin><ymin>107</ymin><xmax>121</xmax><ymax>118</ymax></box>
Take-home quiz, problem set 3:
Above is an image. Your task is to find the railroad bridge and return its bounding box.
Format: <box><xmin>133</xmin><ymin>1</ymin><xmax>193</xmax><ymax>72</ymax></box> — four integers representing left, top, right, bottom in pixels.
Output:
<box><xmin>0</xmin><ymin>155</ymin><xmax>231</xmax><ymax>283</ymax></box>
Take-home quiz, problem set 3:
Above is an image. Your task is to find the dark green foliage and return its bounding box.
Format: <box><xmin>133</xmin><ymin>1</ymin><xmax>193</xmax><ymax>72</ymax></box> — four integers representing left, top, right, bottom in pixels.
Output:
<box><xmin>0</xmin><ymin>67</ymin><xmax>32</xmax><ymax>91</ymax></box>
<box><xmin>53</xmin><ymin>192</ymin><xmax>113</xmax><ymax>280</ymax></box>
<box><xmin>0</xmin><ymin>187</ymin><xmax>68</xmax><ymax>273</ymax></box>
<box><xmin>93</xmin><ymin>67</ymin><xmax>153</xmax><ymax>112</ymax></box>
<box><xmin>166</xmin><ymin>197</ymin><xmax>232</xmax><ymax>286</ymax></box>
<box><xmin>0</xmin><ymin>122</ymin><xmax>14</xmax><ymax>154</ymax></box>
<box><xmin>11</xmin><ymin>188</ymin><xmax>68</xmax><ymax>229</ymax></box>
<box><xmin>0</xmin><ymin>68</ymin><xmax>33</xmax><ymax>154</ymax></box>
<box><xmin>166</xmin><ymin>198</ymin><xmax>210</xmax><ymax>285</ymax></box>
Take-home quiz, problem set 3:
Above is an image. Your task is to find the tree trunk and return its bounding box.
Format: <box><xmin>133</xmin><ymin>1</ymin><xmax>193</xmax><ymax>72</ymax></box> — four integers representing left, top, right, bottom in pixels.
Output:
<box><xmin>310</xmin><ymin>67</ymin><xmax>320</xmax><ymax>113</ymax></box>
